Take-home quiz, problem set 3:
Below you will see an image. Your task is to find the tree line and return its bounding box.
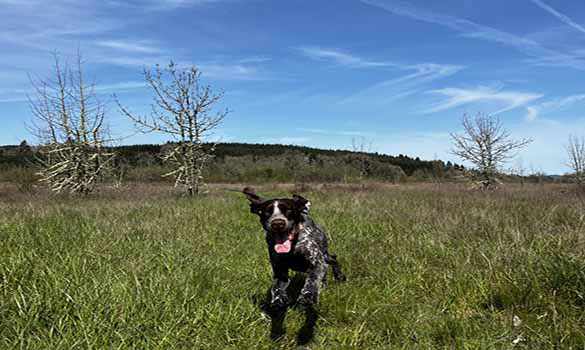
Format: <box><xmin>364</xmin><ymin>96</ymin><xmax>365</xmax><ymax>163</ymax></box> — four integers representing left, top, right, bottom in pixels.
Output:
<box><xmin>0</xmin><ymin>141</ymin><xmax>465</xmax><ymax>183</ymax></box>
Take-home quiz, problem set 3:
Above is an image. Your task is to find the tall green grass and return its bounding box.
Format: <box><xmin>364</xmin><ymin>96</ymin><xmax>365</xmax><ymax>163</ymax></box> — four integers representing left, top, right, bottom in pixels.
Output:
<box><xmin>1</xmin><ymin>184</ymin><xmax>584</xmax><ymax>349</ymax></box>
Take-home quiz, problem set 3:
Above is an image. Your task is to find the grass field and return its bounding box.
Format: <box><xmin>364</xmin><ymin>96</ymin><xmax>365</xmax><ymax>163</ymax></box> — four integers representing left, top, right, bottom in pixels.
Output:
<box><xmin>1</xmin><ymin>183</ymin><xmax>585</xmax><ymax>349</ymax></box>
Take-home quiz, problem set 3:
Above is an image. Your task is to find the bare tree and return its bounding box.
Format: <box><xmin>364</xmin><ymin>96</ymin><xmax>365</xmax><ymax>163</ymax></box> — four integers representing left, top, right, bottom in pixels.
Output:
<box><xmin>431</xmin><ymin>154</ymin><xmax>446</xmax><ymax>187</ymax></box>
<box><xmin>28</xmin><ymin>53</ymin><xmax>115</xmax><ymax>194</ymax></box>
<box><xmin>349</xmin><ymin>137</ymin><xmax>374</xmax><ymax>181</ymax></box>
<box><xmin>450</xmin><ymin>113</ymin><xmax>532</xmax><ymax>189</ymax></box>
<box><xmin>117</xmin><ymin>62</ymin><xmax>228</xmax><ymax>195</ymax></box>
<box><xmin>510</xmin><ymin>157</ymin><xmax>527</xmax><ymax>187</ymax></box>
<box><xmin>565</xmin><ymin>134</ymin><xmax>585</xmax><ymax>187</ymax></box>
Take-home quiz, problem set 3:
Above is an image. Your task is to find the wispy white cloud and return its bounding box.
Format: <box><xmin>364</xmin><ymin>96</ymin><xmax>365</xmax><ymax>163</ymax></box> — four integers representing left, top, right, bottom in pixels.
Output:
<box><xmin>374</xmin><ymin>63</ymin><xmax>463</xmax><ymax>87</ymax></box>
<box><xmin>98</xmin><ymin>55</ymin><xmax>273</xmax><ymax>81</ymax></box>
<box><xmin>0</xmin><ymin>97</ymin><xmax>28</xmax><ymax>104</ymax></box>
<box><xmin>539</xmin><ymin>94</ymin><xmax>585</xmax><ymax>111</ymax></box>
<box><xmin>531</xmin><ymin>0</ymin><xmax>585</xmax><ymax>35</ymax></box>
<box><xmin>423</xmin><ymin>85</ymin><xmax>543</xmax><ymax>114</ymax></box>
<box><xmin>0</xmin><ymin>87</ymin><xmax>28</xmax><ymax>95</ymax></box>
<box><xmin>198</xmin><ymin>63</ymin><xmax>269</xmax><ymax>80</ymax></box>
<box><xmin>236</xmin><ymin>56</ymin><xmax>272</xmax><ymax>64</ymax></box>
<box><xmin>147</xmin><ymin>0</ymin><xmax>226</xmax><ymax>10</ymax></box>
<box><xmin>297</xmin><ymin>46</ymin><xmax>397</xmax><ymax>68</ymax></box>
<box><xmin>300</xmin><ymin>46</ymin><xmax>464</xmax><ymax>104</ymax></box>
<box><xmin>0</xmin><ymin>87</ymin><xmax>30</xmax><ymax>104</ymax></box>
<box><xmin>524</xmin><ymin>94</ymin><xmax>585</xmax><ymax>121</ymax></box>
<box><xmin>0</xmin><ymin>81</ymin><xmax>148</xmax><ymax>105</ymax></box>
<box><xmin>297</xmin><ymin>128</ymin><xmax>329</xmax><ymax>134</ymax></box>
<box><xmin>165</xmin><ymin>0</ymin><xmax>221</xmax><ymax>5</ymax></box>
<box><xmin>96</xmin><ymin>40</ymin><xmax>161</xmax><ymax>54</ymax></box>
<box><xmin>361</xmin><ymin>0</ymin><xmax>585</xmax><ymax>70</ymax></box>
<box><xmin>340</xmin><ymin>63</ymin><xmax>464</xmax><ymax>105</ymax></box>
<box><xmin>360</xmin><ymin>0</ymin><xmax>470</xmax><ymax>31</ymax></box>
<box><xmin>94</xmin><ymin>56</ymin><xmax>164</xmax><ymax>67</ymax></box>
<box><xmin>0</xmin><ymin>0</ymin><xmax>273</xmax><ymax>91</ymax></box>
<box><xmin>0</xmin><ymin>1</ymin><xmax>124</xmax><ymax>57</ymax></box>
<box><xmin>93</xmin><ymin>81</ymin><xmax>148</xmax><ymax>93</ymax></box>
<box><xmin>0</xmin><ymin>0</ymin><xmax>34</xmax><ymax>4</ymax></box>
<box><xmin>102</xmin><ymin>0</ymin><xmax>228</xmax><ymax>11</ymax></box>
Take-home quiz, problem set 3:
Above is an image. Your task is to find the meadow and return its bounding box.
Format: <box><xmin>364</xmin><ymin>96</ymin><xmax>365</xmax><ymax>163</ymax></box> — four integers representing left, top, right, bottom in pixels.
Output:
<box><xmin>1</xmin><ymin>182</ymin><xmax>585</xmax><ymax>349</ymax></box>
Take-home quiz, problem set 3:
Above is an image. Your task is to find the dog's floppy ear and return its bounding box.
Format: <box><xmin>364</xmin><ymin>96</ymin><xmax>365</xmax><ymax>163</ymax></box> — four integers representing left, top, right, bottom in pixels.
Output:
<box><xmin>292</xmin><ymin>194</ymin><xmax>311</xmax><ymax>212</ymax></box>
<box><xmin>243</xmin><ymin>187</ymin><xmax>266</xmax><ymax>215</ymax></box>
<box><xmin>243</xmin><ymin>187</ymin><xmax>260</xmax><ymax>201</ymax></box>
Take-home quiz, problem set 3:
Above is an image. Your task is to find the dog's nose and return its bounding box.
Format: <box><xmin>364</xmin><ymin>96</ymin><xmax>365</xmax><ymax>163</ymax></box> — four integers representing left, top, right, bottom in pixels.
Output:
<box><xmin>271</xmin><ymin>219</ymin><xmax>286</xmax><ymax>231</ymax></box>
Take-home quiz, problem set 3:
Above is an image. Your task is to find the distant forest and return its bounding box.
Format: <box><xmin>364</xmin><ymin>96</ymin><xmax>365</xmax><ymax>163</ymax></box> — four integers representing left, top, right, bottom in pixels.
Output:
<box><xmin>0</xmin><ymin>141</ymin><xmax>557</xmax><ymax>184</ymax></box>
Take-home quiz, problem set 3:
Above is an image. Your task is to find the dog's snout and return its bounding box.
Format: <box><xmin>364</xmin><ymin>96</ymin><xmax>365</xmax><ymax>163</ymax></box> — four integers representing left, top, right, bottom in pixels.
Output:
<box><xmin>271</xmin><ymin>219</ymin><xmax>286</xmax><ymax>230</ymax></box>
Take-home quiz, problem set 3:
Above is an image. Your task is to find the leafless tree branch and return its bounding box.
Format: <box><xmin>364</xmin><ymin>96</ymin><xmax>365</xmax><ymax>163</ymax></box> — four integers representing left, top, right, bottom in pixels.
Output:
<box><xmin>566</xmin><ymin>134</ymin><xmax>585</xmax><ymax>187</ymax></box>
<box><xmin>450</xmin><ymin>113</ymin><xmax>532</xmax><ymax>189</ymax></box>
<box><xmin>27</xmin><ymin>52</ymin><xmax>115</xmax><ymax>194</ymax></box>
<box><xmin>116</xmin><ymin>61</ymin><xmax>229</xmax><ymax>195</ymax></box>
<box><xmin>350</xmin><ymin>137</ymin><xmax>375</xmax><ymax>181</ymax></box>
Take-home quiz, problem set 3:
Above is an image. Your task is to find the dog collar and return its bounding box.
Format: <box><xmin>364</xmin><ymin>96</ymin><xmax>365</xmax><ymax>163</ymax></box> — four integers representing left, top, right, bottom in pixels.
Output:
<box><xmin>290</xmin><ymin>223</ymin><xmax>303</xmax><ymax>238</ymax></box>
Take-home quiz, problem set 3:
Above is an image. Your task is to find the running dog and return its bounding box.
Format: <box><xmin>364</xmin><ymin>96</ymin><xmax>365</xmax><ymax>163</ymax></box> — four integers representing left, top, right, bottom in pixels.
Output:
<box><xmin>242</xmin><ymin>187</ymin><xmax>346</xmax><ymax>310</ymax></box>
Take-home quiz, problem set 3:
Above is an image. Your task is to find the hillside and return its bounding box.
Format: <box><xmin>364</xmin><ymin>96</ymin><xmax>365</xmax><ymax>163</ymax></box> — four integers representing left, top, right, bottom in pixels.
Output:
<box><xmin>0</xmin><ymin>142</ymin><xmax>466</xmax><ymax>184</ymax></box>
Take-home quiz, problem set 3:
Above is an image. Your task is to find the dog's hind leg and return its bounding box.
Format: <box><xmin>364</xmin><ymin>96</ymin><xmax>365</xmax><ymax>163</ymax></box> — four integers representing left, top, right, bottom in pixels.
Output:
<box><xmin>325</xmin><ymin>253</ymin><xmax>347</xmax><ymax>282</ymax></box>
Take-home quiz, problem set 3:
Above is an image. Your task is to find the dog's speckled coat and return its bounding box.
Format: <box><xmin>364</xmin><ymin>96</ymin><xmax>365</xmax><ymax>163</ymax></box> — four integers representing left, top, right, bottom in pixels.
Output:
<box><xmin>243</xmin><ymin>188</ymin><xmax>346</xmax><ymax>309</ymax></box>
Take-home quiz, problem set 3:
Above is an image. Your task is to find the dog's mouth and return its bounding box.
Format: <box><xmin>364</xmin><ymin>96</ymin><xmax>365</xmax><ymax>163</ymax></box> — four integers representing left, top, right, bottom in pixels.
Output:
<box><xmin>273</xmin><ymin>231</ymin><xmax>295</xmax><ymax>254</ymax></box>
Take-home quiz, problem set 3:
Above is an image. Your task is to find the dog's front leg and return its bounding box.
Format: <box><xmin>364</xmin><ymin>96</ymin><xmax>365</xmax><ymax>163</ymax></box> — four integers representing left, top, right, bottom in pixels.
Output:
<box><xmin>297</xmin><ymin>245</ymin><xmax>327</xmax><ymax>307</ymax></box>
<box><xmin>270</xmin><ymin>263</ymin><xmax>290</xmax><ymax>309</ymax></box>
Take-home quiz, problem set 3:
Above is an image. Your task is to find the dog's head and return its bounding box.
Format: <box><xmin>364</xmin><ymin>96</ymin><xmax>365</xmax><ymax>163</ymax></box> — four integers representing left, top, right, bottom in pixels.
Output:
<box><xmin>243</xmin><ymin>187</ymin><xmax>310</xmax><ymax>254</ymax></box>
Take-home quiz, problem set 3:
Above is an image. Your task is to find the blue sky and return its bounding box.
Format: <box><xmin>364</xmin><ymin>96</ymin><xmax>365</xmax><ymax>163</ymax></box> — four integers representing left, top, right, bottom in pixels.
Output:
<box><xmin>1</xmin><ymin>0</ymin><xmax>585</xmax><ymax>174</ymax></box>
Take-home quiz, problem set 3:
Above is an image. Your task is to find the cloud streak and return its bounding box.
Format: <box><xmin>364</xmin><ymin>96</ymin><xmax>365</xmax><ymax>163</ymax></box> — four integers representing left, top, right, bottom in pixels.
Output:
<box><xmin>531</xmin><ymin>0</ymin><xmax>585</xmax><ymax>35</ymax></box>
<box><xmin>0</xmin><ymin>2</ymin><xmax>274</xmax><ymax>83</ymax></box>
<box><xmin>0</xmin><ymin>81</ymin><xmax>149</xmax><ymax>105</ymax></box>
<box><xmin>97</xmin><ymin>54</ymin><xmax>274</xmax><ymax>81</ymax></box>
<box><xmin>93</xmin><ymin>81</ymin><xmax>148</xmax><ymax>93</ymax></box>
<box><xmin>361</xmin><ymin>0</ymin><xmax>585</xmax><ymax>70</ymax></box>
<box><xmin>340</xmin><ymin>63</ymin><xmax>464</xmax><ymax>105</ymax></box>
<box><xmin>423</xmin><ymin>85</ymin><xmax>543</xmax><ymax>114</ymax></box>
<box><xmin>297</xmin><ymin>46</ymin><xmax>464</xmax><ymax>104</ymax></box>
<box><xmin>96</xmin><ymin>40</ymin><xmax>161</xmax><ymax>54</ymax></box>
<box><xmin>297</xmin><ymin>46</ymin><xmax>398</xmax><ymax>68</ymax></box>
<box><xmin>156</xmin><ymin>0</ymin><xmax>225</xmax><ymax>8</ymax></box>
<box><xmin>524</xmin><ymin>94</ymin><xmax>585</xmax><ymax>121</ymax></box>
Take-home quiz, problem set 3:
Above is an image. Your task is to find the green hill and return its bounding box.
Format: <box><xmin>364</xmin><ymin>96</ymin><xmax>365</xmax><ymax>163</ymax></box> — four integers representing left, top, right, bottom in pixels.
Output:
<box><xmin>0</xmin><ymin>142</ymin><xmax>463</xmax><ymax>183</ymax></box>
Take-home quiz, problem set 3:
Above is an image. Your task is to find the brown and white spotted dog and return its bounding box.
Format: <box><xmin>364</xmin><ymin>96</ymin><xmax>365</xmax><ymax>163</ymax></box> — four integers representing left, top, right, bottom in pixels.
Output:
<box><xmin>242</xmin><ymin>187</ymin><xmax>346</xmax><ymax>309</ymax></box>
